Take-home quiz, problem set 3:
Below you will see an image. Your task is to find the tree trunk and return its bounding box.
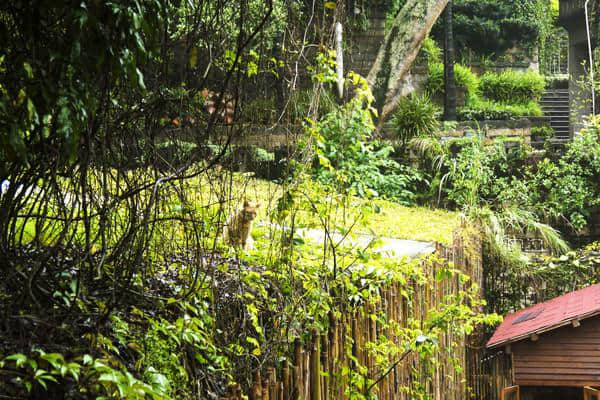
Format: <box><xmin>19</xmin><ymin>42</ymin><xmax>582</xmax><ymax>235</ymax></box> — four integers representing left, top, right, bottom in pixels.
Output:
<box><xmin>443</xmin><ymin>0</ymin><xmax>456</xmax><ymax>121</ymax></box>
<box><xmin>367</xmin><ymin>0</ymin><xmax>449</xmax><ymax>128</ymax></box>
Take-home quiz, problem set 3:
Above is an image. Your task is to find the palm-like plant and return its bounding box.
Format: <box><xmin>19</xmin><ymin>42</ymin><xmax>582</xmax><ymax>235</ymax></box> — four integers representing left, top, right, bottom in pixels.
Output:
<box><xmin>410</xmin><ymin>135</ymin><xmax>570</xmax><ymax>258</ymax></box>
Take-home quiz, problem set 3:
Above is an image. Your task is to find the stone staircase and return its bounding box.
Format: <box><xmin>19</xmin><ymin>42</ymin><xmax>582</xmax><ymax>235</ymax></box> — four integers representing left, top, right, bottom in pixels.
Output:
<box><xmin>540</xmin><ymin>89</ymin><xmax>570</xmax><ymax>139</ymax></box>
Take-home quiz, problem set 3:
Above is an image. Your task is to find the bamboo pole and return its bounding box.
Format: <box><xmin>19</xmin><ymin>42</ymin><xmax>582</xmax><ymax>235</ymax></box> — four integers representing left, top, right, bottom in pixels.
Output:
<box><xmin>252</xmin><ymin>371</ymin><xmax>263</xmax><ymax>400</ymax></box>
<box><xmin>283</xmin><ymin>362</ymin><xmax>290</xmax><ymax>400</ymax></box>
<box><xmin>321</xmin><ymin>333</ymin><xmax>329</xmax><ymax>400</ymax></box>
<box><xmin>294</xmin><ymin>340</ymin><xmax>303</xmax><ymax>400</ymax></box>
<box><xmin>310</xmin><ymin>331</ymin><xmax>321</xmax><ymax>400</ymax></box>
<box><xmin>268</xmin><ymin>367</ymin><xmax>277</xmax><ymax>400</ymax></box>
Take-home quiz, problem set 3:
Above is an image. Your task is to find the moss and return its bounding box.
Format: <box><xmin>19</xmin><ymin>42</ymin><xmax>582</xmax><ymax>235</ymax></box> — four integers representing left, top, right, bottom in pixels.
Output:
<box><xmin>367</xmin><ymin>200</ymin><xmax>459</xmax><ymax>245</ymax></box>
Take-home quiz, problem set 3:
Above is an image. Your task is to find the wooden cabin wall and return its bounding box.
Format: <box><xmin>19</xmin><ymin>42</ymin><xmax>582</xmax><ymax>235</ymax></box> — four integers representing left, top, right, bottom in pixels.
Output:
<box><xmin>512</xmin><ymin>317</ymin><xmax>600</xmax><ymax>387</ymax></box>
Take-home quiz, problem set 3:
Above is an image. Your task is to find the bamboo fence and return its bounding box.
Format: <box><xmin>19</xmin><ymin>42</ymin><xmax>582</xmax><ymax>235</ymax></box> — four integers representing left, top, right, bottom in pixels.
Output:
<box><xmin>220</xmin><ymin>230</ymin><xmax>505</xmax><ymax>400</ymax></box>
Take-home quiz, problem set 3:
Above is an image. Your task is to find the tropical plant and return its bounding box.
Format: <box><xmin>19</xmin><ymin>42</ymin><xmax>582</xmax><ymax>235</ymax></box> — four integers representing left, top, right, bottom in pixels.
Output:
<box><xmin>391</xmin><ymin>94</ymin><xmax>441</xmax><ymax>147</ymax></box>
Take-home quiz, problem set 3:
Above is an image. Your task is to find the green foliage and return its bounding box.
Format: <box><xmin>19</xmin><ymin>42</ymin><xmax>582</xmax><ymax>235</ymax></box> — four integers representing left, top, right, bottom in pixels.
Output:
<box><xmin>486</xmin><ymin>242</ymin><xmax>600</xmax><ymax>315</ymax></box>
<box><xmin>422</xmin><ymin>40</ymin><xmax>543</xmax><ymax>121</ymax></box>
<box><xmin>506</xmin><ymin>118</ymin><xmax>600</xmax><ymax>231</ymax></box>
<box><xmin>530</xmin><ymin>125</ymin><xmax>555</xmax><ymax>142</ymax></box>
<box><xmin>259</xmin><ymin>169</ymin><xmax>499</xmax><ymax>400</ymax></box>
<box><xmin>425</xmin><ymin>61</ymin><xmax>480</xmax><ymax>102</ymax></box>
<box><xmin>413</xmin><ymin>134</ymin><xmax>569</xmax><ymax>269</ymax></box>
<box><xmin>391</xmin><ymin>94</ymin><xmax>441</xmax><ymax>146</ymax></box>
<box><xmin>457</xmin><ymin>99</ymin><xmax>542</xmax><ymax>121</ymax></box>
<box><xmin>418</xmin><ymin>37</ymin><xmax>442</xmax><ymax>65</ymax></box>
<box><xmin>252</xmin><ymin>147</ymin><xmax>275</xmax><ymax>162</ymax></box>
<box><xmin>385</xmin><ymin>0</ymin><xmax>409</xmax><ymax>32</ymax></box>
<box><xmin>0</xmin><ymin>350</ymin><xmax>169</xmax><ymax>399</ymax></box>
<box><xmin>0</xmin><ymin>0</ymin><xmax>163</xmax><ymax>173</ymax></box>
<box><xmin>479</xmin><ymin>70</ymin><xmax>546</xmax><ymax>104</ymax></box>
<box><xmin>534</xmin><ymin>242</ymin><xmax>600</xmax><ymax>299</ymax></box>
<box><xmin>416</xmin><ymin>117</ymin><xmax>600</xmax><ymax>247</ymax></box>
<box><xmin>308</xmin><ymin>60</ymin><xmax>425</xmax><ymax>205</ymax></box>
<box><xmin>435</xmin><ymin>0</ymin><xmax>550</xmax><ymax>58</ymax></box>
<box><xmin>422</xmin><ymin>39</ymin><xmax>545</xmax><ymax>121</ymax></box>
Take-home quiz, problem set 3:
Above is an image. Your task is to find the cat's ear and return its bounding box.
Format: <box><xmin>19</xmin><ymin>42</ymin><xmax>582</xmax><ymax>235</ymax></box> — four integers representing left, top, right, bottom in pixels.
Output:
<box><xmin>243</xmin><ymin>200</ymin><xmax>249</xmax><ymax>207</ymax></box>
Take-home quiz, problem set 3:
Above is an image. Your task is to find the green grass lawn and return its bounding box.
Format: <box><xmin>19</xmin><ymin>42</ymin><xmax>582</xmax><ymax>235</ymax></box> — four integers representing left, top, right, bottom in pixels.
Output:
<box><xmin>197</xmin><ymin>173</ymin><xmax>459</xmax><ymax>246</ymax></box>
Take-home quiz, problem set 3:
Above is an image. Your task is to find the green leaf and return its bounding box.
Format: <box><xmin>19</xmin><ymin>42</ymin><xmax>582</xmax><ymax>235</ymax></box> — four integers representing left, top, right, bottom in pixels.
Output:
<box><xmin>41</xmin><ymin>352</ymin><xmax>65</xmax><ymax>370</ymax></box>
<box><xmin>5</xmin><ymin>353</ymin><xmax>28</xmax><ymax>368</ymax></box>
<box><xmin>135</xmin><ymin>68</ymin><xmax>146</xmax><ymax>90</ymax></box>
<box><xmin>23</xmin><ymin>62</ymin><xmax>33</xmax><ymax>78</ymax></box>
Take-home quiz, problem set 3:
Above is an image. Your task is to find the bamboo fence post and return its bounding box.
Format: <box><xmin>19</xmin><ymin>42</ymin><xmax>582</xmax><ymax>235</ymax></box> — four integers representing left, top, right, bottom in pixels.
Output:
<box><xmin>268</xmin><ymin>367</ymin><xmax>277</xmax><ymax>400</ymax></box>
<box><xmin>310</xmin><ymin>330</ymin><xmax>321</xmax><ymax>400</ymax></box>
<box><xmin>351</xmin><ymin>316</ymin><xmax>358</xmax><ymax>369</ymax></box>
<box><xmin>321</xmin><ymin>333</ymin><xmax>329</xmax><ymax>400</ymax></box>
<box><xmin>252</xmin><ymin>371</ymin><xmax>263</xmax><ymax>400</ymax></box>
<box><xmin>304</xmin><ymin>341</ymin><xmax>310</xmax><ymax>400</ymax></box>
<box><xmin>294</xmin><ymin>339</ymin><xmax>303</xmax><ymax>400</ymax></box>
<box><xmin>283</xmin><ymin>362</ymin><xmax>291</xmax><ymax>400</ymax></box>
<box><xmin>263</xmin><ymin>377</ymin><xmax>270</xmax><ymax>400</ymax></box>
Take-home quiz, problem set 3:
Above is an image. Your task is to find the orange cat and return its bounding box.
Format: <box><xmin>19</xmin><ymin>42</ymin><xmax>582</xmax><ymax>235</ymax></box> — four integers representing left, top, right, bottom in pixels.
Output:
<box><xmin>224</xmin><ymin>200</ymin><xmax>260</xmax><ymax>250</ymax></box>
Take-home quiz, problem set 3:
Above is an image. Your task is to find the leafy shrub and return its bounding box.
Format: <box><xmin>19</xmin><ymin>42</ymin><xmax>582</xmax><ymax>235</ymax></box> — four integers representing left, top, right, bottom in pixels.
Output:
<box><xmin>253</xmin><ymin>147</ymin><xmax>275</xmax><ymax>162</ymax></box>
<box><xmin>416</xmin><ymin>37</ymin><xmax>442</xmax><ymax>65</ymax></box>
<box><xmin>310</xmin><ymin>72</ymin><xmax>425</xmax><ymax>205</ymax></box>
<box><xmin>435</xmin><ymin>116</ymin><xmax>600</xmax><ymax>232</ymax></box>
<box><xmin>391</xmin><ymin>94</ymin><xmax>441</xmax><ymax>146</ymax></box>
<box><xmin>425</xmin><ymin>62</ymin><xmax>479</xmax><ymax>101</ymax></box>
<box><xmin>480</xmin><ymin>70</ymin><xmax>546</xmax><ymax>104</ymax></box>
<box><xmin>530</xmin><ymin>125</ymin><xmax>555</xmax><ymax>142</ymax></box>
<box><xmin>523</xmin><ymin>119</ymin><xmax>600</xmax><ymax>230</ymax></box>
<box><xmin>457</xmin><ymin>98</ymin><xmax>542</xmax><ymax>121</ymax></box>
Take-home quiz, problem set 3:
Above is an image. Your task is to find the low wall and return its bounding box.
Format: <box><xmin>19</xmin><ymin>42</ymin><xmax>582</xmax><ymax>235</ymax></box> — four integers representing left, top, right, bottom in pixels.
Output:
<box><xmin>443</xmin><ymin>117</ymin><xmax>551</xmax><ymax>144</ymax></box>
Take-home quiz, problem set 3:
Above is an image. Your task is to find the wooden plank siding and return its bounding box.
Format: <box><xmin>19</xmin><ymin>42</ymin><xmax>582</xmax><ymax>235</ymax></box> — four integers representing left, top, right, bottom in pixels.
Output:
<box><xmin>512</xmin><ymin>316</ymin><xmax>600</xmax><ymax>387</ymax></box>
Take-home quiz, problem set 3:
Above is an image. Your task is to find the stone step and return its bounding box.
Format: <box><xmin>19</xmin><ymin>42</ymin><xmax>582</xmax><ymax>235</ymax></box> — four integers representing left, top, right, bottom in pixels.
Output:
<box><xmin>541</xmin><ymin>103</ymin><xmax>569</xmax><ymax>108</ymax></box>
<box><xmin>542</xmin><ymin>113</ymin><xmax>569</xmax><ymax>118</ymax></box>
<box><xmin>540</xmin><ymin>99</ymin><xmax>569</xmax><ymax>103</ymax></box>
<box><xmin>541</xmin><ymin>88</ymin><xmax>571</xmax><ymax>134</ymax></box>
<box><xmin>541</xmin><ymin>112</ymin><xmax>569</xmax><ymax>116</ymax></box>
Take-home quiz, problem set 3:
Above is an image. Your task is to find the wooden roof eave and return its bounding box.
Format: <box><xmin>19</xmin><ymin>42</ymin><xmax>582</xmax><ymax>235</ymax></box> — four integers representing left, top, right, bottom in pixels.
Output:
<box><xmin>487</xmin><ymin>309</ymin><xmax>600</xmax><ymax>349</ymax></box>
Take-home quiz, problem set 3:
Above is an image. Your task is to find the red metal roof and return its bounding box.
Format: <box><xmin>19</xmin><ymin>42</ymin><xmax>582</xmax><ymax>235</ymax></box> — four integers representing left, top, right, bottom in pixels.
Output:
<box><xmin>486</xmin><ymin>283</ymin><xmax>600</xmax><ymax>348</ymax></box>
